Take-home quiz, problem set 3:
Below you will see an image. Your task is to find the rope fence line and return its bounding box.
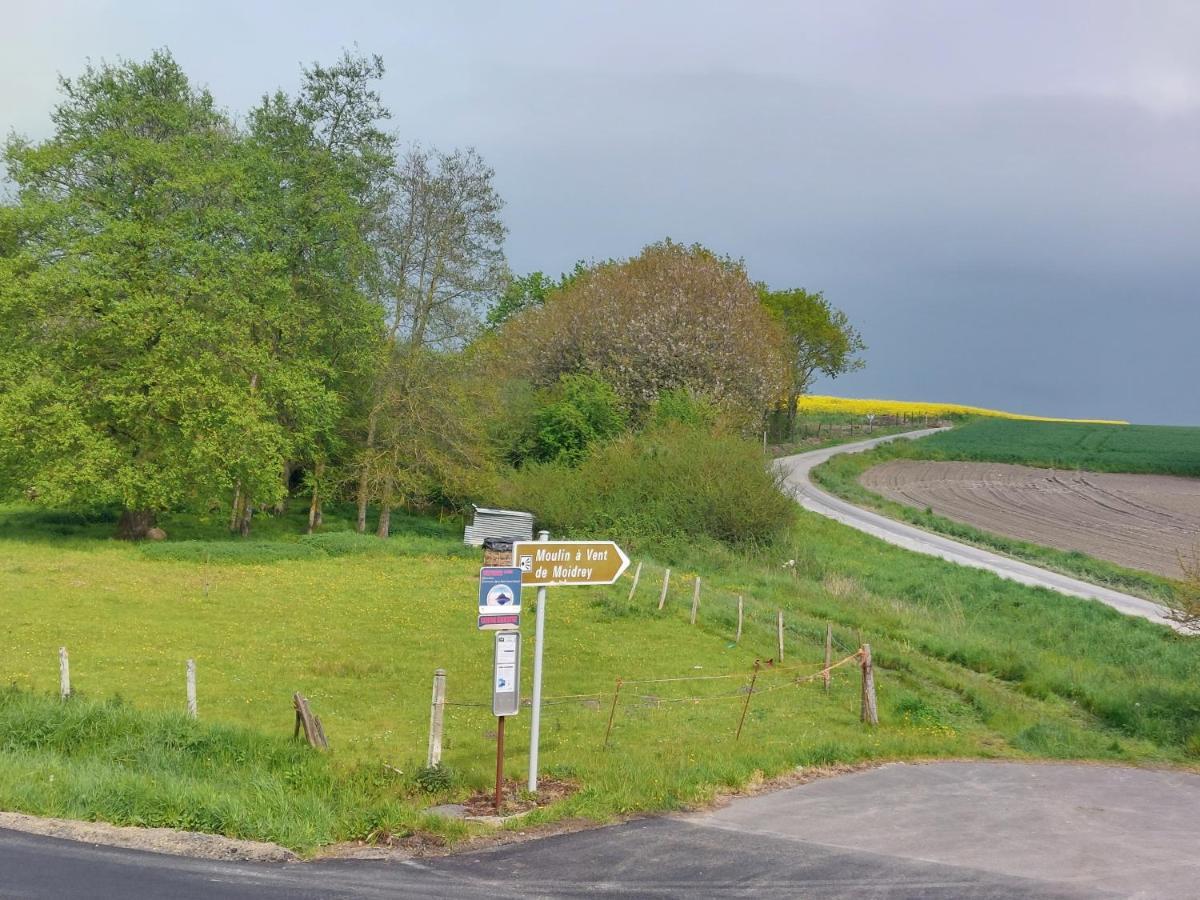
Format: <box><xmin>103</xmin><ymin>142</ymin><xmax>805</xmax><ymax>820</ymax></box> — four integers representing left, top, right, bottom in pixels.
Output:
<box><xmin>442</xmin><ymin>650</ymin><xmax>863</xmax><ymax>708</ymax></box>
<box><xmin>425</xmin><ymin>556</ymin><xmax>885</xmax><ymax>764</ymax></box>
<box><xmin>615</xmin><ymin>555</ymin><xmax>870</xmax><ymax>662</ymax></box>
<box><xmin>431</xmin><ymin>648</ymin><xmax>875</xmax><ymax>759</ymax></box>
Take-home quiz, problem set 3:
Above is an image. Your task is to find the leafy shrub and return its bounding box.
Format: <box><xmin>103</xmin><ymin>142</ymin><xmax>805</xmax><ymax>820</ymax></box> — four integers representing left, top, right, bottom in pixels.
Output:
<box><xmin>498</xmin><ymin>423</ymin><xmax>794</xmax><ymax>546</ymax></box>
<box><xmin>414</xmin><ymin>763</ymin><xmax>456</xmax><ymax>793</ymax></box>
<box><xmin>650</xmin><ymin>388</ymin><xmax>719</xmax><ymax>429</ymax></box>
<box><xmin>511</xmin><ymin>374</ymin><xmax>627</xmax><ymax>465</ymax></box>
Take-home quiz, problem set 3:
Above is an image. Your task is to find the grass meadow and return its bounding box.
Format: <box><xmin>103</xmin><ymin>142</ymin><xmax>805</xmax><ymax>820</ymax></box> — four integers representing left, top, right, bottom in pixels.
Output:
<box><xmin>1</xmin><ymin>499</ymin><xmax>1198</xmax><ymax>852</ymax></box>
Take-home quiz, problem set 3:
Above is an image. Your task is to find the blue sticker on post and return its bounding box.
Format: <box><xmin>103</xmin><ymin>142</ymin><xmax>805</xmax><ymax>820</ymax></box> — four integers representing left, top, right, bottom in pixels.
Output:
<box><xmin>478</xmin><ymin>566</ymin><xmax>523</xmax><ymax>631</ymax></box>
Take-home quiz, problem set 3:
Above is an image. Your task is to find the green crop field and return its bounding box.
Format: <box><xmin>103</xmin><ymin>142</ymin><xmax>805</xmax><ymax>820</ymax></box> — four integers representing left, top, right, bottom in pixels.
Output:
<box><xmin>1</xmin><ymin>502</ymin><xmax>1198</xmax><ymax>852</ymax></box>
<box><xmin>917</xmin><ymin>418</ymin><xmax>1200</xmax><ymax>476</ymax></box>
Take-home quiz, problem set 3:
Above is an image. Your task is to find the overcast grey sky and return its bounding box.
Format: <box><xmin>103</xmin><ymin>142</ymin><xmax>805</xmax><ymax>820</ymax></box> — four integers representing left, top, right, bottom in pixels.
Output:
<box><xmin>4</xmin><ymin>2</ymin><xmax>1198</xmax><ymax>423</ymax></box>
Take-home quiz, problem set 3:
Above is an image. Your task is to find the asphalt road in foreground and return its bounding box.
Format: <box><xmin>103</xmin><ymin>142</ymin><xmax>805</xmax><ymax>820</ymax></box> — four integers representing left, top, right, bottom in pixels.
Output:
<box><xmin>2</xmin><ymin>762</ymin><xmax>1197</xmax><ymax>898</ymax></box>
<box><xmin>776</xmin><ymin>431</ymin><xmax>1178</xmax><ymax>630</ymax></box>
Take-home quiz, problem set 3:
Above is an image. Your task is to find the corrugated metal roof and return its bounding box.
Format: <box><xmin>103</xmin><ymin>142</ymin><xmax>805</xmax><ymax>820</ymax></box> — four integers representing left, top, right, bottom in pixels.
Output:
<box><xmin>464</xmin><ymin>506</ymin><xmax>535</xmax><ymax>546</ymax></box>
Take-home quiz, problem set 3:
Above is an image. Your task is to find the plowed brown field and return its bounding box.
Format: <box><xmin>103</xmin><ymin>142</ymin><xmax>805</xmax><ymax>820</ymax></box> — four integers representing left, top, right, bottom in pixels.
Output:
<box><xmin>860</xmin><ymin>461</ymin><xmax>1200</xmax><ymax>578</ymax></box>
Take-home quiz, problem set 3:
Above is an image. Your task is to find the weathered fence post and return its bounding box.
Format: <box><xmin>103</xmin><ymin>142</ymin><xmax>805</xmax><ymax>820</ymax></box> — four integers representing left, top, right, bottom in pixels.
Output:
<box><xmin>292</xmin><ymin>693</ymin><xmax>329</xmax><ymax>749</ymax></box>
<box><xmin>776</xmin><ymin>610</ymin><xmax>785</xmax><ymax>662</ymax></box>
<box><xmin>658</xmin><ymin>569</ymin><xmax>671</xmax><ymax>611</ymax></box>
<box><xmin>736</xmin><ymin>596</ymin><xmax>744</xmax><ymax>644</ymax></box>
<box><xmin>428</xmin><ymin>668</ymin><xmax>447</xmax><ymax>766</ymax></box>
<box><xmin>603</xmin><ymin>678</ymin><xmax>623</xmax><ymax>749</ymax></box>
<box><xmin>627</xmin><ymin>562</ymin><xmax>643</xmax><ymax>601</ymax></box>
<box><xmin>860</xmin><ymin>644</ymin><xmax>878</xmax><ymax>725</ymax></box>
<box><xmin>690</xmin><ymin>577</ymin><xmax>701</xmax><ymax>625</ymax></box>
<box><xmin>823</xmin><ymin>624</ymin><xmax>833</xmax><ymax>692</ymax></box>
<box><xmin>735</xmin><ymin>661</ymin><xmax>761</xmax><ymax>741</ymax></box>
<box><xmin>58</xmin><ymin>647</ymin><xmax>70</xmax><ymax>700</ymax></box>
<box><xmin>186</xmin><ymin>658</ymin><xmax>197</xmax><ymax>719</ymax></box>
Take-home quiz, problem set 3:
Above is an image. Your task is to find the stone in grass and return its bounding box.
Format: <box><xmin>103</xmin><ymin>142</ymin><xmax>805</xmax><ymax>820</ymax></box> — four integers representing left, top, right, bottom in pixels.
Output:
<box><xmin>426</xmin><ymin>804</ymin><xmax>469</xmax><ymax>820</ymax></box>
<box><xmin>145</xmin><ymin>527</ymin><xmax>168</xmax><ymax>541</ymax></box>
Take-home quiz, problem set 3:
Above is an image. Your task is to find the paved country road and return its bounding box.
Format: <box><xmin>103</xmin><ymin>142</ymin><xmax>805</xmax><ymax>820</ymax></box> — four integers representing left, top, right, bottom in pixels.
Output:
<box><xmin>776</xmin><ymin>431</ymin><xmax>1178</xmax><ymax>629</ymax></box>
<box><xmin>2</xmin><ymin>762</ymin><xmax>1197</xmax><ymax>898</ymax></box>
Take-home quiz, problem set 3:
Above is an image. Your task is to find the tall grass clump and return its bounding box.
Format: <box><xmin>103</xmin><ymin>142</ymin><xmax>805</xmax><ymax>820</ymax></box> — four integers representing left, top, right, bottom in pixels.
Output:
<box><xmin>499</xmin><ymin>423</ymin><xmax>794</xmax><ymax>547</ymax></box>
<box><xmin>0</xmin><ymin>687</ymin><xmax>465</xmax><ymax>853</ymax></box>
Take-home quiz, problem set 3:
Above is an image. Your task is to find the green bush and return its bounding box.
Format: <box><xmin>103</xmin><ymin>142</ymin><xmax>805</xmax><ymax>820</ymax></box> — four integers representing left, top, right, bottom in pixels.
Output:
<box><xmin>650</xmin><ymin>388</ymin><xmax>720</xmax><ymax>429</ymax></box>
<box><xmin>511</xmin><ymin>374</ymin><xmax>627</xmax><ymax>465</ymax></box>
<box><xmin>499</xmin><ymin>423</ymin><xmax>793</xmax><ymax>546</ymax></box>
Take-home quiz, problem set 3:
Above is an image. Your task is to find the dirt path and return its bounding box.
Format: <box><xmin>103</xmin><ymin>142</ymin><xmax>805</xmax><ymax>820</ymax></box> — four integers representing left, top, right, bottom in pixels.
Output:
<box><xmin>862</xmin><ymin>460</ymin><xmax>1200</xmax><ymax>579</ymax></box>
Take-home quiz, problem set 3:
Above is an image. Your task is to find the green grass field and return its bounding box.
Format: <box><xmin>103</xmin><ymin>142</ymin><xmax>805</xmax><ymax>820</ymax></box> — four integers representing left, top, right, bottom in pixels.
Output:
<box><xmin>1</xmin><ymin>501</ymin><xmax>1198</xmax><ymax>852</ymax></box>
<box><xmin>918</xmin><ymin>418</ymin><xmax>1200</xmax><ymax>476</ymax></box>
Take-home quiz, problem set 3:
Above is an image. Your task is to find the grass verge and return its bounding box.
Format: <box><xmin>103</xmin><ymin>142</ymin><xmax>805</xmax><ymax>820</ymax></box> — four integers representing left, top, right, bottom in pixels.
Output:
<box><xmin>0</xmin><ymin>687</ymin><xmax>465</xmax><ymax>855</ymax></box>
<box><xmin>1</xmin><ymin>499</ymin><xmax>1197</xmax><ymax>851</ymax></box>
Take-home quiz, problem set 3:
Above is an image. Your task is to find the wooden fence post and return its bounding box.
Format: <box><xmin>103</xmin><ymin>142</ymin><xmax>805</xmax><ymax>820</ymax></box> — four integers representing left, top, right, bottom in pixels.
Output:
<box><xmin>58</xmin><ymin>647</ymin><xmax>70</xmax><ymax>700</ymax></box>
<box><xmin>627</xmin><ymin>562</ymin><xmax>643</xmax><ymax>601</ymax></box>
<box><xmin>776</xmin><ymin>610</ymin><xmax>784</xmax><ymax>662</ymax></box>
<box><xmin>860</xmin><ymin>644</ymin><xmax>878</xmax><ymax>725</ymax></box>
<box><xmin>690</xmin><ymin>577</ymin><xmax>701</xmax><ymax>625</ymax></box>
<box><xmin>186</xmin><ymin>659</ymin><xmax>197</xmax><ymax>719</ymax></box>
<box><xmin>735</xmin><ymin>661</ymin><xmax>761</xmax><ymax>741</ymax></box>
<box><xmin>823</xmin><ymin>624</ymin><xmax>832</xmax><ymax>692</ymax></box>
<box><xmin>736</xmin><ymin>596</ymin><xmax>743</xmax><ymax>644</ymax></box>
<box><xmin>428</xmin><ymin>668</ymin><xmax>447</xmax><ymax>766</ymax></box>
<box><xmin>292</xmin><ymin>693</ymin><xmax>329</xmax><ymax>749</ymax></box>
<box><xmin>603</xmin><ymin>678</ymin><xmax>623</xmax><ymax>749</ymax></box>
<box><xmin>658</xmin><ymin>569</ymin><xmax>671</xmax><ymax>611</ymax></box>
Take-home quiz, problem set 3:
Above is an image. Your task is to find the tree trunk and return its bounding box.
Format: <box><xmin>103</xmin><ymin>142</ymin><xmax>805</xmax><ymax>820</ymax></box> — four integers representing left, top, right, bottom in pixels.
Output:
<box><xmin>238</xmin><ymin>500</ymin><xmax>253</xmax><ymax>538</ymax></box>
<box><xmin>786</xmin><ymin>391</ymin><xmax>799</xmax><ymax>439</ymax></box>
<box><xmin>356</xmin><ymin>489</ymin><xmax>369</xmax><ymax>534</ymax></box>
<box><xmin>273</xmin><ymin>461</ymin><xmax>293</xmax><ymax>516</ymax></box>
<box><xmin>307</xmin><ymin>460</ymin><xmax>325</xmax><ymax>535</ymax></box>
<box><xmin>229</xmin><ymin>483</ymin><xmax>244</xmax><ymax>532</ymax></box>
<box><xmin>356</xmin><ymin>410</ymin><xmax>380</xmax><ymax>534</ymax></box>
<box><xmin>376</xmin><ymin>471</ymin><xmax>393</xmax><ymax>539</ymax></box>
<box><xmin>116</xmin><ymin>508</ymin><xmax>156</xmax><ymax>541</ymax></box>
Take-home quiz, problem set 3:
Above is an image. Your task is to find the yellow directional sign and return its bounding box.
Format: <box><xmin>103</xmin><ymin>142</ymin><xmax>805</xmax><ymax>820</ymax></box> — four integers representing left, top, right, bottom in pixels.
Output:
<box><xmin>513</xmin><ymin>540</ymin><xmax>630</xmax><ymax>587</ymax></box>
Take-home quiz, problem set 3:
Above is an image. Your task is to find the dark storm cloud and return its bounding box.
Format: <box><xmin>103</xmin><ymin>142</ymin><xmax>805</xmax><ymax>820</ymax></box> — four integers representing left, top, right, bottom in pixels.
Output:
<box><xmin>3</xmin><ymin>1</ymin><xmax>1197</xmax><ymax>421</ymax></box>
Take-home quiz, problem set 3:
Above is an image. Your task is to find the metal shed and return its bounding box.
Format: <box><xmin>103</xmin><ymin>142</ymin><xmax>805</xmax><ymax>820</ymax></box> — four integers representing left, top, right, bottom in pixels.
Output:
<box><xmin>463</xmin><ymin>506</ymin><xmax>535</xmax><ymax>546</ymax></box>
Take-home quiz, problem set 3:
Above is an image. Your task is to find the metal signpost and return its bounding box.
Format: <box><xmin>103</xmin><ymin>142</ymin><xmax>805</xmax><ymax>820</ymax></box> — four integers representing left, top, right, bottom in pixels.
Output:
<box><xmin>514</xmin><ymin>536</ymin><xmax>629</xmax><ymax>792</ymax></box>
<box><xmin>492</xmin><ymin>631</ymin><xmax>520</xmax><ymax>811</ymax></box>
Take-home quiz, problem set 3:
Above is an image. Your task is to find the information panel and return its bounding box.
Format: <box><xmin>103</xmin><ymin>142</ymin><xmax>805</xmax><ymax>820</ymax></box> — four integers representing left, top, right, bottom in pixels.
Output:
<box><xmin>493</xmin><ymin>632</ymin><xmax>520</xmax><ymax>716</ymax></box>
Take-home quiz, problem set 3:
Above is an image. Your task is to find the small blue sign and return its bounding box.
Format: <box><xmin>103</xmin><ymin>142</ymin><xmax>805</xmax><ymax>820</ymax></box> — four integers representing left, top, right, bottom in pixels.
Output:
<box><xmin>478</xmin><ymin>567</ymin><xmax>522</xmax><ymax>631</ymax></box>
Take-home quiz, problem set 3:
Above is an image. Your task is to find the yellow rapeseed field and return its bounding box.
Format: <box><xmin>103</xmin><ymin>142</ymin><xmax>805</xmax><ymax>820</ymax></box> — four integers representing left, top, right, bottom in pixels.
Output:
<box><xmin>797</xmin><ymin>395</ymin><xmax>1127</xmax><ymax>425</ymax></box>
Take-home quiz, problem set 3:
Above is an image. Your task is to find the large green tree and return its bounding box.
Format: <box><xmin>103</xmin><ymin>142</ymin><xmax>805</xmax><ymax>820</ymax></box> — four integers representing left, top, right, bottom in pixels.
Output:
<box><xmin>0</xmin><ymin>50</ymin><xmax>391</xmax><ymax>538</ymax></box>
<box><xmin>237</xmin><ymin>52</ymin><xmax>394</xmax><ymax>534</ymax></box>
<box><xmin>354</xmin><ymin>143</ymin><xmax>507</xmax><ymax>534</ymax></box>
<box><xmin>508</xmin><ymin>241</ymin><xmax>788</xmax><ymax>424</ymax></box>
<box><xmin>0</xmin><ymin>52</ymin><xmax>295</xmax><ymax>537</ymax></box>
<box><xmin>758</xmin><ymin>286</ymin><xmax>865</xmax><ymax>437</ymax></box>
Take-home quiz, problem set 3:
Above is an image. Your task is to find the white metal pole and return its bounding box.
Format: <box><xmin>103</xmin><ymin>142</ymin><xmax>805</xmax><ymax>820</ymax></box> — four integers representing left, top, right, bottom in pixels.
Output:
<box><xmin>528</xmin><ymin>529</ymin><xmax>550</xmax><ymax>793</ymax></box>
